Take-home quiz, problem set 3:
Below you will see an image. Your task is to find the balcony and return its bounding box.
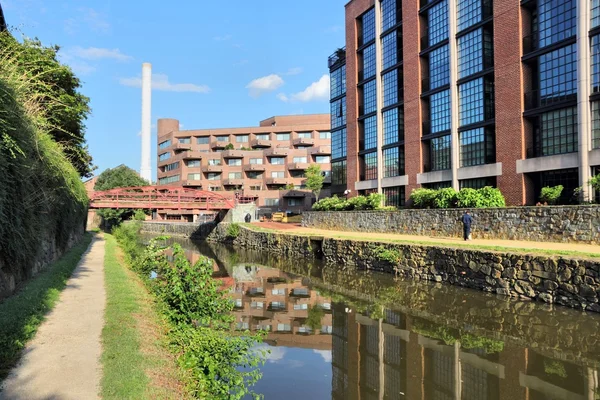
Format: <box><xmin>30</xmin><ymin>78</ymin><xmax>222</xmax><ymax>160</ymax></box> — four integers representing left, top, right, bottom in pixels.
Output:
<box><xmin>282</xmin><ymin>190</ymin><xmax>310</xmax><ymax>198</ymax></box>
<box><xmin>222</xmin><ymin>149</ymin><xmax>245</xmax><ymax>158</ymax></box>
<box><xmin>182</xmin><ymin>180</ymin><xmax>203</xmax><ymax>187</ymax></box>
<box><xmin>211</xmin><ymin>140</ymin><xmax>231</xmax><ymax>149</ymax></box>
<box><xmin>290</xmin><ymin>288</ymin><xmax>311</xmax><ymax>298</ymax></box>
<box><xmin>310</xmin><ymin>146</ymin><xmax>331</xmax><ymax>155</ymax></box>
<box><xmin>266</xmin><ymin>177</ymin><xmax>289</xmax><ymax>185</ymax></box>
<box><xmin>524</xmin><ymin>89</ymin><xmax>577</xmax><ymax>111</ymax></box>
<box><xmin>328</xmin><ymin>47</ymin><xmax>346</xmax><ymax>69</ymax></box>
<box><xmin>243</xmin><ymin>164</ymin><xmax>266</xmax><ymax>171</ymax></box>
<box><xmin>265</xmin><ymin>147</ymin><xmax>290</xmax><ymax>156</ymax></box>
<box><xmin>172</xmin><ymin>142</ymin><xmax>192</xmax><ymax>151</ymax></box>
<box><xmin>223</xmin><ymin>178</ymin><xmax>244</xmax><ymax>186</ymax></box>
<box><xmin>202</xmin><ymin>164</ymin><xmax>223</xmax><ymax>172</ymax></box>
<box><xmin>181</xmin><ymin>150</ymin><xmax>204</xmax><ymax>160</ymax></box>
<box><xmin>293</xmin><ymin>137</ymin><xmax>314</xmax><ymax>146</ymax></box>
<box><xmin>251</xmin><ymin>139</ymin><xmax>272</xmax><ymax>148</ymax></box>
<box><xmin>287</xmin><ymin>162</ymin><xmax>309</xmax><ymax>170</ymax></box>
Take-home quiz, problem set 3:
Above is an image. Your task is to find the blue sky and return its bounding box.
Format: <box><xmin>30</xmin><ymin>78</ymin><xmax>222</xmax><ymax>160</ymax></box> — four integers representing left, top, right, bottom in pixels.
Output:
<box><xmin>3</xmin><ymin>0</ymin><xmax>346</xmax><ymax>179</ymax></box>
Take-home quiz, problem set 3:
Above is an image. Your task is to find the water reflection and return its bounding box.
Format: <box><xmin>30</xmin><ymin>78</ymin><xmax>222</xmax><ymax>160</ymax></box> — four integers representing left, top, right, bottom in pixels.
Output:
<box><xmin>154</xmin><ymin>236</ymin><xmax>600</xmax><ymax>400</ymax></box>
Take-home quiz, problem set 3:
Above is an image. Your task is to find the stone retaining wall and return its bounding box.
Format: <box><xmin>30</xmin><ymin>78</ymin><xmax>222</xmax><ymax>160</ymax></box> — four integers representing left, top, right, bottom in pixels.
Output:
<box><xmin>139</xmin><ymin>221</ymin><xmax>217</xmax><ymax>239</ymax></box>
<box><xmin>209</xmin><ymin>224</ymin><xmax>600</xmax><ymax>313</ymax></box>
<box><xmin>302</xmin><ymin>205</ymin><xmax>600</xmax><ymax>244</ymax></box>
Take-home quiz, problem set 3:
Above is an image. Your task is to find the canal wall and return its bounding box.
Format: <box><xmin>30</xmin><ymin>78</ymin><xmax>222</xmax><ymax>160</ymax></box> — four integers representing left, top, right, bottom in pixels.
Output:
<box><xmin>138</xmin><ymin>221</ymin><xmax>217</xmax><ymax>239</ymax></box>
<box><xmin>302</xmin><ymin>205</ymin><xmax>600</xmax><ymax>244</ymax></box>
<box><xmin>208</xmin><ymin>224</ymin><xmax>600</xmax><ymax>313</ymax></box>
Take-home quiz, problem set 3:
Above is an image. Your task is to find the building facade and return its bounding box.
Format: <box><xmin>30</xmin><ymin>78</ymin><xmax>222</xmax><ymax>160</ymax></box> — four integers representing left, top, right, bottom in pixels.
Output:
<box><xmin>332</xmin><ymin>0</ymin><xmax>600</xmax><ymax>206</ymax></box>
<box><xmin>156</xmin><ymin>115</ymin><xmax>331</xmax><ymax>218</ymax></box>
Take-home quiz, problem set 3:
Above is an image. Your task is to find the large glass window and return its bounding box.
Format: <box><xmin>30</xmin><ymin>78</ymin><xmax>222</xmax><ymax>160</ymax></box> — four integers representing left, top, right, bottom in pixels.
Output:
<box><xmin>276</xmin><ymin>133</ymin><xmax>290</xmax><ymax>141</ymax></box>
<box><xmin>331</xmin><ymin>98</ymin><xmax>347</xmax><ymax>129</ymax></box>
<box><xmin>429</xmin><ymin>45</ymin><xmax>450</xmax><ymax>90</ymax></box>
<box><xmin>540</xmin><ymin>107</ymin><xmax>578</xmax><ymax>156</ymax></box>
<box><xmin>592</xmin><ymin>35</ymin><xmax>600</xmax><ymax>93</ymax></box>
<box><xmin>459</xmin><ymin>78</ymin><xmax>484</xmax><ymax>126</ymax></box>
<box><xmin>228</xmin><ymin>172</ymin><xmax>242</xmax><ymax>179</ymax></box>
<box><xmin>293</xmin><ymin>156</ymin><xmax>308</xmax><ymax>163</ymax></box>
<box><xmin>247</xmin><ymin>172</ymin><xmax>262</xmax><ymax>179</ymax></box>
<box><xmin>158</xmin><ymin>140</ymin><xmax>171</xmax><ymax>149</ymax></box>
<box><xmin>271</xmin><ymin>171</ymin><xmax>285</xmax><ymax>178</ymax></box>
<box><xmin>539</xmin><ymin>44</ymin><xmax>576</xmax><ymax>101</ymax></box>
<box><xmin>360</xmin><ymin>8</ymin><xmax>376</xmax><ymax>45</ymax></box>
<box><xmin>216</xmin><ymin>136</ymin><xmax>229</xmax><ymax>142</ymax></box>
<box><xmin>361</xmin><ymin>79</ymin><xmax>377</xmax><ymax>115</ymax></box>
<box><xmin>383</xmin><ymin>186</ymin><xmax>405</xmax><ymax>208</ymax></box>
<box><xmin>383</xmin><ymin>146</ymin><xmax>405</xmax><ymax>177</ymax></box>
<box><xmin>255</xmin><ymin>134</ymin><xmax>270</xmax><ymax>140</ymax></box>
<box><xmin>316</xmin><ymin>156</ymin><xmax>330</xmax><ymax>164</ymax></box>
<box><xmin>381</xmin><ymin>0</ymin><xmax>401</xmax><ymax>31</ymax></box>
<box><xmin>178</xmin><ymin>137</ymin><xmax>191</xmax><ymax>144</ymax></box>
<box><xmin>593</xmin><ymin>102</ymin><xmax>600</xmax><ymax>149</ymax></box>
<box><xmin>332</xmin><ymin>160</ymin><xmax>347</xmax><ymax>185</ymax></box>
<box><xmin>382</xmin><ymin>30</ymin><xmax>401</xmax><ymax>70</ymax></box>
<box><xmin>361</xmin><ymin>44</ymin><xmax>376</xmax><ymax>80</ymax></box>
<box><xmin>270</xmin><ymin>157</ymin><xmax>285</xmax><ymax>165</ymax></box>
<box><xmin>593</xmin><ymin>0</ymin><xmax>600</xmax><ymax>29</ymax></box>
<box><xmin>297</xmin><ymin>132</ymin><xmax>312</xmax><ymax>139</ymax></box>
<box><xmin>457</xmin><ymin>0</ymin><xmax>490</xmax><ymax>32</ymax></box>
<box><xmin>332</xmin><ymin>128</ymin><xmax>347</xmax><ymax>159</ymax></box>
<box><xmin>249</xmin><ymin>158</ymin><xmax>263</xmax><ymax>165</ymax></box>
<box><xmin>158</xmin><ymin>152</ymin><xmax>171</xmax><ymax>161</ymax></box>
<box><xmin>236</xmin><ymin>135</ymin><xmax>249</xmax><ymax>143</ymax></box>
<box><xmin>186</xmin><ymin>160</ymin><xmax>201</xmax><ymax>168</ymax></box>
<box><xmin>383</xmin><ymin>107</ymin><xmax>403</xmax><ymax>145</ymax></box>
<box><xmin>158</xmin><ymin>175</ymin><xmax>180</xmax><ymax>185</ymax></box>
<box><xmin>330</xmin><ymin>65</ymin><xmax>346</xmax><ymax>98</ymax></box>
<box><xmin>361</xmin><ymin>152</ymin><xmax>378</xmax><ymax>180</ymax></box>
<box><xmin>457</xmin><ymin>28</ymin><xmax>492</xmax><ymax>79</ymax></box>
<box><xmin>428</xmin><ymin>1</ymin><xmax>449</xmax><ymax>47</ymax></box>
<box><xmin>430</xmin><ymin>90</ymin><xmax>451</xmax><ymax>133</ymax></box>
<box><xmin>164</xmin><ymin>161</ymin><xmax>180</xmax><ymax>172</ymax></box>
<box><xmin>320</xmin><ymin>131</ymin><xmax>331</xmax><ymax>139</ymax></box>
<box><xmin>431</xmin><ymin>135</ymin><xmax>451</xmax><ymax>171</ymax></box>
<box><xmin>361</xmin><ymin>116</ymin><xmax>378</xmax><ymax>151</ymax></box>
<box><xmin>460</xmin><ymin>127</ymin><xmax>494</xmax><ymax>167</ymax></box>
<box><xmin>197</xmin><ymin>137</ymin><xmax>209</xmax><ymax>144</ymax></box>
<box><xmin>538</xmin><ymin>0</ymin><xmax>576</xmax><ymax>48</ymax></box>
<box><xmin>207</xmin><ymin>173</ymin><xmax>221</xmax><ymax>180</ymax></box>
<box><xmin>460</xmin><ymin>177</ymin><xmax>496</xmax><ymax>189</ymax></box>
<box><xmin>383</xmin><ymin>69</ymin><xmax>400</xmax><ymax>107</ymax></box>
<box><xmin>208</xmin><ymin>159</ymin><xmax>221</xmax><ymax>166</ymax></box>
<box><xmin>228</xmin><ymin>159</ymin><xmax>242</xmax><ymax>166</ymax></box>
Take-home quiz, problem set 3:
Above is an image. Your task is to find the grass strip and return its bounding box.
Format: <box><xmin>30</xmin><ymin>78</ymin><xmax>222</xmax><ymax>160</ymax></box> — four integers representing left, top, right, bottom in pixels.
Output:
<box><xmin>101</xmin><ymin>234</ymin><xmax>149</xmax><ymax>399</ymax></box>
<box><xmin>241</xmin><ymin>224</ymin><xmax>600</xmax><ymax>259</ymax></box>
<box><xmin>0</xmin><ymin>232</ymin><xmax>93</xmax><ymax>381</ymax></box>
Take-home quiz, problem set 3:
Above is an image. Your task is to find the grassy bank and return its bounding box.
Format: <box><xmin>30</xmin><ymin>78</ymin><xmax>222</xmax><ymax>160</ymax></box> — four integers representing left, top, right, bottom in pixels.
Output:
<box><xmin>0</xmin><ymin>233</ymin><xmax>93</xmax><ymax>380</ymax></box>
<box><xmin>101</xmin><ymin>233</ymin><xmax>185</xmax><ymax>399</ymax></box>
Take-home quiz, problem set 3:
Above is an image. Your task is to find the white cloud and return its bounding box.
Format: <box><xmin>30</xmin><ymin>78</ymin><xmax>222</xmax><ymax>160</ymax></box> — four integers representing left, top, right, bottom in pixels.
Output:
<box><xmin>284</xmin><ymin>67</ymin><xmax>303</xmax><ymax>76</ymax></box>
<box><xmin>278</xmin><ymin>75</ymin><xmax>330</xmax><ymax>103</ymax></box>
<box><xmin>214</xmin><ymin>34</ymin><xmax>232</xmax><ymax>41</ymax></box>
<box><xmin>254</xmin><ymin>344</ymin><xmax>286</xmax><ymax>363</ymax></box>
<box><xmin>119</xmin><ymin>73</ymin><xmax>211</xmax><ymax>93</ymax></box>
<box><xmin>246</xmin><ymin>74</ymin><xmax>284</xmax><ymax>98</ymax></box>
<box><xmin>69</xmin><ymin>47</ymin><xmax>132</xmax><ymax>62</ymax></box>
<box><xmin>313</xmin><ymin>350</ymin><xmax>332</xmax><ymax>363</ymax></box>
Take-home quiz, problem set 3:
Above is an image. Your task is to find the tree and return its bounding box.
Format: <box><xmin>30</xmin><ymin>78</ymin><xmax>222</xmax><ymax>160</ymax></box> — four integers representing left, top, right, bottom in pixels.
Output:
<box><xmin>94</xmin><ymin>165</ymin><xmax>149</xmax><ymax>228</ymax></box>
<box><xmin>0</xmin><ymin>34</ymin><xmax>94</xmax><ymax>177</ymax></box>
<box><xmin>305</xmin><ymin>164</ymin><xmax>324</xmax><ymax>200</ymax></box>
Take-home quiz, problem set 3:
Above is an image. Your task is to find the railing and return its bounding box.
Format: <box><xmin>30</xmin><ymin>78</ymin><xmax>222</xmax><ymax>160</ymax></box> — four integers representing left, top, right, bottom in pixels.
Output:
<box><xmin>328</xmin><ymin>47</ymin><xmax>346</xmax><ymax>69</ymax></box>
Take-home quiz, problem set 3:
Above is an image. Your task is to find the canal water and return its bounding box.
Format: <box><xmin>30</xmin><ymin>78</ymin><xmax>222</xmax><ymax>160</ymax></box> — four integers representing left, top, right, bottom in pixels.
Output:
<box><xmin>161</xmin><ymin>236</ymin><xmax>600</xmax><ymax>400</ymax></box>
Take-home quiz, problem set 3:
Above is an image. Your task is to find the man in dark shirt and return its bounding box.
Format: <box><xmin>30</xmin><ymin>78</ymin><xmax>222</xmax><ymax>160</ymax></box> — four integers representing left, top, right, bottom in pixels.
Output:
<box><xmin>461</xmin><ymin>210</ymin><xmax>473</xmax><ymax>241</ymax></box>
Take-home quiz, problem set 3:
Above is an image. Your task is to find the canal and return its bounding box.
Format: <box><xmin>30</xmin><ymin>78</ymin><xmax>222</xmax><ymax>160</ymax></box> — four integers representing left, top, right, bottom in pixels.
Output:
<box><xmin>161</xmin><ymin>236</ymin><xmax>600</xmax><ymax>400</ymax></box>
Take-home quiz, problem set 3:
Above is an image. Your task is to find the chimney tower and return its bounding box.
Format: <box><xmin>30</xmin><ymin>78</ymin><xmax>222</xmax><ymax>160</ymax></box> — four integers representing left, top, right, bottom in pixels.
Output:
<box><xmin>140</xmin><ymin>63</ymin><xmax>152</xmax><ymax>182</ymax></box>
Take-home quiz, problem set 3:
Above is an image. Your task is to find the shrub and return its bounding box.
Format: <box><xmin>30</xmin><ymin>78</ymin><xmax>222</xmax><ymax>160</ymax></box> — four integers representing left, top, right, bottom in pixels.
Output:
<box><xmin>133</xmin><ymin>209</ymin><xmax>147</xmax><ymax>221</ymax></box>
<box><xmin>477</xmin><ymin>186</ymin><xmax>506</xmax><ymax>208</ymax></box>
<box><xmin>365</xmin><ymin>193</ymin><xmax>384</xmax><ymax>210</ymax></box>
<box><xmin>410</xmin><ymin>188</ymin><xmax>437</xmax><ymax>208</ymax></box>
<box><xmin>433</xmin><ymin>187</ymin><xmax>458</xmax><ymax>209</ymax></box>
<box><xmin>456</xmin><ymin>188</ymin><xmax>481</xmax><ymax>208</ymax></box>
<box><xmin>312</xmin><ymin>194</ymin><xmax>385</xmax><ymax>211</ymax></box>
<box><xmin>540</xmin><ymin>185</ymin><xmax>563</xmax><ymax>205</ymax></box>
<box><xmin>226</xmin><ymin>223</ymin><xmax>240</xmax><ymax>238</ymax></box>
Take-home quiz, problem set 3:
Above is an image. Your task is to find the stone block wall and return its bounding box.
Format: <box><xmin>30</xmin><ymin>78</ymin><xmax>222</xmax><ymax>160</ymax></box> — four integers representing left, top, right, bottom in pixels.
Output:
<box><xmin>138</xmin><ymin>221</ymin><xmax>217</xmax><ymax>239</ymax></box>
<box><xmin>302</xmin><ymin>206</ymin><xmax>600</xmax><ymax>243</ymax></box>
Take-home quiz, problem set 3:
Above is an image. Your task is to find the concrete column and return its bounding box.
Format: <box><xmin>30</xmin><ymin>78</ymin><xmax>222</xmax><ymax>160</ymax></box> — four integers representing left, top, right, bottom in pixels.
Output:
<box><xmin>141</xmin><ymin>63</ymin><xmax>152</xmax><ymax>183</ymax></box>
<box><xmin>578</xmin><ymin>0</ymin><xmax>592</xmax><ymax>201</ymax></box>
<box><xmin>375</xmin><ymin>0</ymin><xmax>385</xmax><ymax>195</ymax></box>
<box><xmin>454</xmin><ymin>341</ymin><xmax>462</xmax><ymax>399</ymax></box>
<box><xmin>448</xmin><ymin>0</ymin><xmax>460</xmax><ymax>191</ymax></box>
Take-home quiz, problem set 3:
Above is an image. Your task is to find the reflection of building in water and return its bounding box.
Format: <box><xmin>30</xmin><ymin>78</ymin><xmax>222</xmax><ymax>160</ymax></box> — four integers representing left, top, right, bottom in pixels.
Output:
<box><xmin>331</xmin><ymin>305</ymin><xmax>599</xmax><ymax>400</ymax></box>
<box><xmin>231</xmin><ymin>266</ymin><xmax>332</xmax><ymax>350</ymax></box>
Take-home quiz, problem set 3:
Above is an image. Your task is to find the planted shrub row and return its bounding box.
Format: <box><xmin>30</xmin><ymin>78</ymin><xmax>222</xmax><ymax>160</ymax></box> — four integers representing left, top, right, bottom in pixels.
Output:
<box><xmin>410</xmin><ymin>187</ymin><xmax>506</xmax><ymax>209</ymax></box>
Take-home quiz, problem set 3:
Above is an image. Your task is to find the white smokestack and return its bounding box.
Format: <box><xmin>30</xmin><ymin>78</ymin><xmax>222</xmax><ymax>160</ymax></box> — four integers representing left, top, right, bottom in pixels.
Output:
<box><xmin>140</xmin><ymin>62</ymin><xmax>152</xmax><ymax>183</ymax></box>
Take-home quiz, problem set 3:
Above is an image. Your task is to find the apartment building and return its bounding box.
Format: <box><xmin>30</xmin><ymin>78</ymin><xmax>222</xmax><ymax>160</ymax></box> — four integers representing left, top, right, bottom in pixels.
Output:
<box><xmin>156</xmin><ymin>115</ymin><xmax>331</xmax><ymax>218</ymax></box>
<box><xmin>331</xmin><ymin>0</ymin><xmax>600</xmax><ymax>206</ymax></box>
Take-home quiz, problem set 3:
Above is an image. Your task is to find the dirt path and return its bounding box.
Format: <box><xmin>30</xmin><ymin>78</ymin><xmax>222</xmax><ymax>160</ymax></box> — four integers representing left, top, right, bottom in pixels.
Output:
<box><xmin>0</xmin><ymin>236</ymin><xmax>106</xmax><ymax>400</ymax></box>
<box><xmin>252</xmin><ymin>222</ymin><xmax>600</xmax><ymax>256</ymax></box>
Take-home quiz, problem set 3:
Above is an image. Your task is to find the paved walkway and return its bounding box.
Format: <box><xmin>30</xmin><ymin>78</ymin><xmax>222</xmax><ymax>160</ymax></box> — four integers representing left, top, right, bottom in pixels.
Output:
<box><xmin>0</xmin><ymin>236</ymin><xmax>106</xmax><ymax>400</ymax></box>
<box><xmin>252</xmin><ymin>222</ymin><xmax>600</xmax><ymax>257</ymax></box>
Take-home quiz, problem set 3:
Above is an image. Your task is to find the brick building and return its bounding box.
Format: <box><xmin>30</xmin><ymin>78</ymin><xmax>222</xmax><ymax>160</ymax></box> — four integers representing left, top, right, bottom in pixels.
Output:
<box><xmin>330</xmin><ymin>0</ymin><xmax>600</xmax><ymax>206</ymax></box>
<box><xmin>156</xmin><ymin>115</ymin><xmax>331</xmax><ymax>219</ymax></box>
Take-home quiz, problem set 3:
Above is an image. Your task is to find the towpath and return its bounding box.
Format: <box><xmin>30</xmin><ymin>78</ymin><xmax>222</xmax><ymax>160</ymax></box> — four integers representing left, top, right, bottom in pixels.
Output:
<box><xmin>251</xmin><ymin>222</ymin><xmax>600</xmax><ymax>257</ymax></box>
<box><xmin>0</xmin><ymin>235</ymin><xmax>106</xmax><ymax>400</ymax></box>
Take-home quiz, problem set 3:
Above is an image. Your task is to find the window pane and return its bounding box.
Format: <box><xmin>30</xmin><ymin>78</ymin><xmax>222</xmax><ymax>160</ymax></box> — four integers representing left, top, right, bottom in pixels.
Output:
<box><xmin>332</xmin><ymin>128</ymin><xmax>347</xmax><ymax>159</ymax></box>
<box><xmin>383</xmin><ymin>69</ymin><xmax>400</xmax><ymax>107</ymax></box>
<box><xmin>236</xmin><ymin>135</ymin><xmax>249</xmax><ymax>143</ymax></box>
<box><xmin>430</xmin><ymin>90</ymin><xmax>451</xmax><ymax>133</ymax></box>
<box><xmin>361</xmin><ymin>116</ymin><xmax>378</xmax><ymax>150</ymax></box>
<box><xmin>429</xmin><ymin>45</ymin><xmax>450</xmax><ymax>90</ymax></box>
<box><xmin>459</xmin><ymin>127</ymin><xmax>494</xmax><ymax>167</ymax></box>
<box><xmin>331</xmin><ymin>98</ymin><xmax>347</xmax><ymax>129</ymax></box>
<box><xmin>538</xmin><ymin>0</ymin><xmax>576</xmax><ymax>48</ymax></box>
<box><xmin>539</xmin><ymin>44</ymin><xmax>577</xmax><ymax>101</ymax></box>
<box><xmin>383</xmin><ymin>186</ymin><xmax>405</xmax><ymax>208</ymax></box>
<box><xmin>360</xmin><ymin>8</ymin><xmax>376</xmax><ymax>44</ymax></box>
<box><xmin>361</xmin><ymin>152</ymin><xmax>378</xmax><ymax>180</ymax></box>
<box><xmin>383</xmin><ymin>107</ymin><xmax>404</xmax><ymax>145</ymax></box>
<box><xmin>197</xmin><ymin>137</ymin><xmax>209</xmax><ymax>144</ymax></box>
<box><xmin>458</xmin><ymin>78</ymin><xmax>484</xmax><ymax>127</ymax></box>
<box><xmin>540</xmin><ymin>107</ymin><xmax>578</xmax><ymax>156</ymax></box>
<box><xmin>361</xmin><ymin>44</ymin><xmax>377</xmax><ymax>80</ymax></box>
<box><xmin>383</xmin><ymin>146</ymin><xmax>405</xmax><ymax>177</ymax></box>
<box><xmin>431</xmin><ymin>135</ymin><xmax>451</xmax><ymax>171</ymax></box>
<box><xmin>381</xmin><ymin>0</ymin><xmax>401</xmax><ymax>31</ymax></box>
<box><xmin>361</xmin><ymin>79</ymin><xmax>377</xmax><ymax>115</ymax></box>
<box><xmin>428</xmin><ymin>1</ymin><xmax>449</xmax><ymax>47</ymax></box>
<box><xmin>330</xmin><ymin>65</ymin><xmax>346</xmax><ymax>98</ymax></box>
<box><xmin>332</xmin><ymin>160</ymin><xmax>347</xmax><ymax>185</ymax></box>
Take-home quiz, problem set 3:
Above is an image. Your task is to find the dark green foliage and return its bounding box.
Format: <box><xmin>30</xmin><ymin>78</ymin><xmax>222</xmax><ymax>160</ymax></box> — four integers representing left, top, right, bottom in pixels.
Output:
<box><xmin>113</xmin><ymin>225</ymin><xmax>266</xmax><ymax>399</ymax></box>
<box><xmin>540</xmin><ymin>185</ymin><xmax>563</xmax><ymax>205</ymax></box>
<box><xmin>0</xmin><ymin>33</ymin><xmax>94</xmax><ymax>178</ymax></box>
<box><xmin>224</xmin><ymin>143</ymin><xmax>234</xmax><ymax>150</ymax></box>
<box><xmin>94</xmin><ymin>165</ymin><xmax>149</xmax><ymax>227</ymax></box>
<box><xmin>0</xmin><ymin>234</ymin><xmax>92</xmax><ymax>380</ymax></box>
<box><xmin>312</xmin><ymin>193</ymin><xmax>384</xmax><ymax>211</ymax></box>
<box><xmin>371</xmin><ymin>245</ymin><xmax>402</xmax><ymax>264</ymax></box>
<box><xmin>226</xmin><ymin>223</ymin><xmax>240</xmax><ymax>239</ymax></box>
<box><xmin>305</xmin><ymin>306</ymin><xmax>325</xmax><ymax>332</ymax></box>
<box><xmin>411</xmin><ymin>186</ymin><xmax>506</xmax><ymax>209</ymax></box>
<box><xmin>305</xmin><ymin>164</ymin><xmax>324</xmax><ymax>200</ymax></box>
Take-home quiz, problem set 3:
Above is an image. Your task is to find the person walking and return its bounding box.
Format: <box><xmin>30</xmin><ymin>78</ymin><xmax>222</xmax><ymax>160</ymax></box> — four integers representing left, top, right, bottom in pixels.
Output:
<box><xmin>461</xmin><ymin>210</ymin><xmax>473</xmax><ymax>241</ymax></box>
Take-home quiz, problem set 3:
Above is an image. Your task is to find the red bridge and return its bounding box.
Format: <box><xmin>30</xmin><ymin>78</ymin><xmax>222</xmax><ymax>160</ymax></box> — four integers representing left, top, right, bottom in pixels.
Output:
<box><xmin>89</xmin><ymin>186</ymin><xmax>237</xmax><ymax>210</ymax></box>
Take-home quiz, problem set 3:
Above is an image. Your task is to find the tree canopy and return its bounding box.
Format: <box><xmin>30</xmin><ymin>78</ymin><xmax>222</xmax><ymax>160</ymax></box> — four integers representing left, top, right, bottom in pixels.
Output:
<box><xmin>0</xmin><ymin>33</ymin><xmax>94</xmax><ymax>177</ymax></box>
<box><xmin>305</xmin><ymin>164</ymin><xmax>324</xmax><ymax>200</ymax></box>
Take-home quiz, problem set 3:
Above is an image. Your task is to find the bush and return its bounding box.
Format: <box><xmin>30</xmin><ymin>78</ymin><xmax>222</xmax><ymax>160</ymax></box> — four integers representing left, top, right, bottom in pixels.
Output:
<box><xmin>312</xmin><ymin>196</ymin><xmax>346</xmax><ymax>211</ymax></box>
<box><xmin>455</xmin><ymin>188</ymin><xmax>481</xmax><ymax>208</ymax></box>
<box><xmin>540</xmin><ymin>185</ymin><xmax>563</xmax><ymax>205</ymax></box>
<box><xmin>477</xmin><ymin>186</ymin><xmax>506</xmax><ymax>208</ymax></box>
<box><xmin>133</xmin><ymin>209</ymin><xmax>147</xmax><ymax>221</ymax></box>
<box><xmin>226</xmin><ymin>223</ymin><xmax>240</xmax><ymax>238</ymax></box>
<box><xmin>410</xmin><ymin>188</ymin><xmax>437</xmax><ymax>208</ymax></box>
<box><xmin>433</xmin><ymin>187</ymin><xmax>458</xmax><ymax>209</ymax></box>
<box><xmin>312</xmin><ymin>193</ymin><xmax>384</xmax><ymax>211</ymax></box>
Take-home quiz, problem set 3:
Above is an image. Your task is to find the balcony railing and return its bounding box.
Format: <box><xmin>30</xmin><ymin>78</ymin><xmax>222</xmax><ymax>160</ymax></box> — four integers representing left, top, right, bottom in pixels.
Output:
<box><xmin>328</xmin><ymin>47</ymin><xmax>346</xmax><ymax>69</ymax></box>
<box><xmin>524</xmin><ymin>89</ymin><xmax>577</xmax><ymax>110</ymax></box>
<box><xmin>287</xmin><ymin>162</ymin><xmax>309</xmax><ymax>170</ymax></box>
<box><xmin>250</xmin><ymin>139</ymin><xmax>272</xmax><ymax>148</ymax></box>
<box><xmin>223</xmin><ymin>178</ymin><xmax>244</xmax><ymax>186</ymax></box>
<box><xmin>222</xmin><ymin>149</ymin><xmax>245</xmax><ymax>158</ymax></box>
<box><xmin>211</xmin><ymin>140</ymin><xmax>231</xmax><ymax>149</ymax></box>
<box><xmin>310</xmin><ymin>145</ymin><xmax>331</xmax><ymax>155</ymax></box>
<box><xmin>243</xmin><ymin>164</ymin><xmax>266</xmax><ymax>171</ymax></box>
<box><xmin>172</xmin><ymin>142</ymin><xmax>192</xmax><ymax>151</ymax></box>
<box><xmin>266</xmin><ymin>177</ymin><xmax>289</xmax><ymax>185</ymax></box>
<box><xmin>292</xmin><ymin>137</ymin><xmax>314</xmax><ymax>146</ymax></box>
<box><xmin>264</xmin><ymin>147</ymin><xmax>290</xmax><ymax>156</ymax></box>
<box><xmin>181</xmin><ymin>151</ymin><xmax>204</xmax><ymax>160</ymax></box>
<box><xmin>201</xmin><ymin>164</ymin><xmax>223</xmax><ymax>172</ymax></box>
